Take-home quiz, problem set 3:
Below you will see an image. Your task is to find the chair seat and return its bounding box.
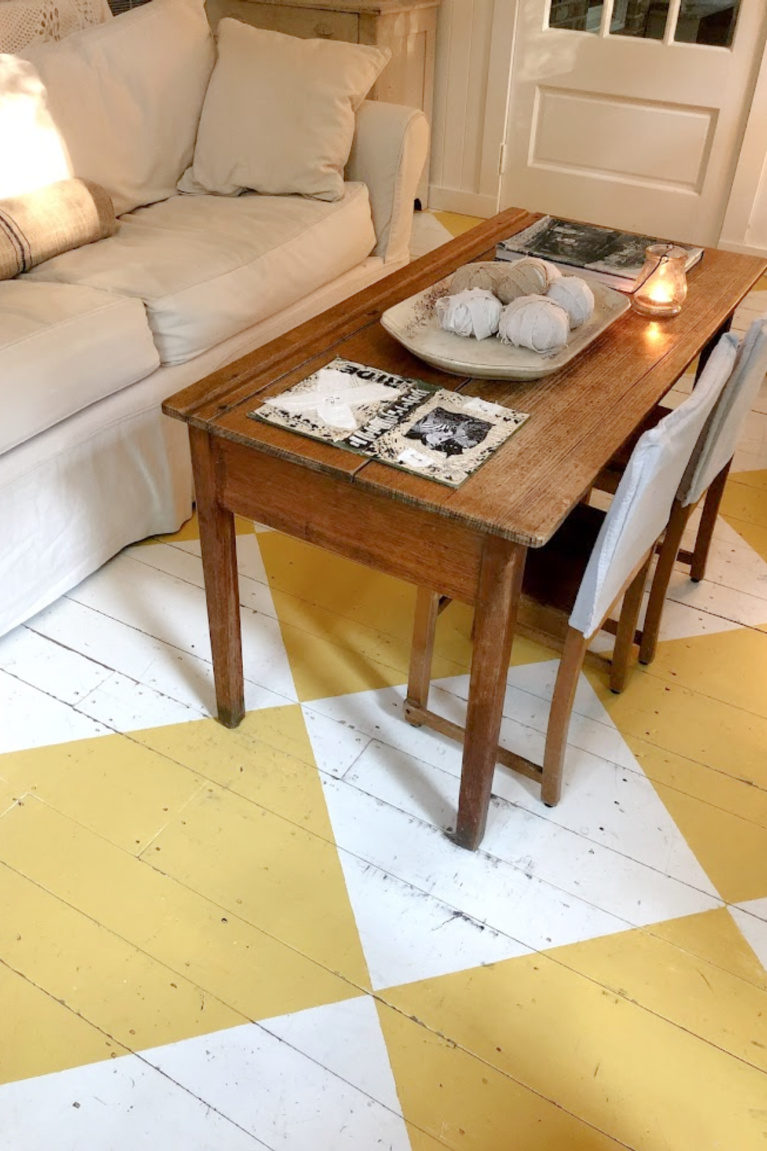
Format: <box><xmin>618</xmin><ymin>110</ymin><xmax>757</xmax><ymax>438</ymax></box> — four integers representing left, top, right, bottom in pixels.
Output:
<box><xmin>522</xmin><ymin>502</ymin><xmax>605</xmax><ymax>621</ymax></box>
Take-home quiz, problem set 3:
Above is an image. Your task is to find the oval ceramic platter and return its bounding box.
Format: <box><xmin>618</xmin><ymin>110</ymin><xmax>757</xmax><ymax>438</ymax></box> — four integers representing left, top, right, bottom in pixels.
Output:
<box><xmin>380</xmin><ymin>270</ymin><xmax>631</xmax><ymax>381</ymax></box>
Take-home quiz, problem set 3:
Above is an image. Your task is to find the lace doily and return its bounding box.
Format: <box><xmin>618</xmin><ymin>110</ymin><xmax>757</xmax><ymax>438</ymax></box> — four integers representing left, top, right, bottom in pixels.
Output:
<box><xmin>0</xmin><ymin>0</ymin><xmax>112</xmax><ymax>52</ymax></box>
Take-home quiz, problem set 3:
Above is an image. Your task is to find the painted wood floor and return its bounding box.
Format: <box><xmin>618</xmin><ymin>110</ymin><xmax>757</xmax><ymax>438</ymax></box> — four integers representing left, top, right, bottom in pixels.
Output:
<box><xmin>1</xmin><ymin>212</ymin><xmax>767</xmax><ymax>1149</ymax></box>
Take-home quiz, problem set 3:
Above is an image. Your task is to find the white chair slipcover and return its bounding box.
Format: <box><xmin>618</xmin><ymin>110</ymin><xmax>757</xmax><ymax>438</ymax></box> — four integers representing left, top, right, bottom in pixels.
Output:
<box><xmin>570</xmin><ymin>331</ymin><xmax>739</xmax><ymax>639</ymax></box>
<box><xmin>679</xmin><ymin>315</ymin><xmax>767</xmax><ymax>508</ymax></box>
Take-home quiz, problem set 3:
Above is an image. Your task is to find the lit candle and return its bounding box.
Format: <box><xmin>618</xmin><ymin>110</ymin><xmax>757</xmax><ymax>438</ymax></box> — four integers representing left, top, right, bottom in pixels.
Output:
<box><xmin>647</xmin><ymin>277</ymin><xmax>674</xmax><ymax>304</ymax></box>
<box><xmin>632</xmin><ymin>244</ymin><xmax>688</xmax><ymax>318</ymax></box>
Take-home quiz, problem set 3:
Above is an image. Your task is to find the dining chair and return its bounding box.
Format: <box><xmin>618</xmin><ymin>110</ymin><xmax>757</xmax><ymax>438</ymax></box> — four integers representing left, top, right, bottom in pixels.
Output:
<box><xmin>637</xmin><ymin>316</ymin><xmax>767</xmax><ymax>665</ymax></box>
<box><xmin>593</xmin><ymin>315</ymin><xmax>767</xmax><ymax>587</ymax></box>
<box><xmin>406</xmin><ymin>332</ymin><xmax>738</xmax><ymax>808</ymax></box>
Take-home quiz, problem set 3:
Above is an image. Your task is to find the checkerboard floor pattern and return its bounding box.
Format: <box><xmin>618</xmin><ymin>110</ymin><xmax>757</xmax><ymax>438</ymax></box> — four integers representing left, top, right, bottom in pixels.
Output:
<box><xmin>2</xmin><ymin>211</ymin><xmax>767</xmax><ymax>1149</ymax></box>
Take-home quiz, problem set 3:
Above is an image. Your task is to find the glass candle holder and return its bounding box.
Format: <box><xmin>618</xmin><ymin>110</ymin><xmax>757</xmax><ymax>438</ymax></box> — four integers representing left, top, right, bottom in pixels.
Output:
<box><xmin>631</xmin><ymin>243</ymin><xmax>688</xmax><ymax>317</ymax></box>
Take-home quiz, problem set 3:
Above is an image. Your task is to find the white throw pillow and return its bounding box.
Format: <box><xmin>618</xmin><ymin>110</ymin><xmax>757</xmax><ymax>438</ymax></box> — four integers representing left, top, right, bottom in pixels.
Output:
<box><xmin>0</xmin><ymin>54</ymin><xmax>71</xmax><ymax>198</ymax></box>
<box><xmin>180</xmin><ymin>20</ymin><xmax>390</xmax><ymax>202</ymax></box>
<box><xmin>22</xmin><ymin>0</ymin><xmax>215</xmax><ymax>216</ymax></box>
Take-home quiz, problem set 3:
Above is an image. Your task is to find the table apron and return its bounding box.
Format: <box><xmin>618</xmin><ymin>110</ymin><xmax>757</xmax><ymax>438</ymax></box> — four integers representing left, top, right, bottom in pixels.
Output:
<box><xmin>218</xmin><ymin>437</ymin><xmax>486</xmax><ymax>602</ymax></box>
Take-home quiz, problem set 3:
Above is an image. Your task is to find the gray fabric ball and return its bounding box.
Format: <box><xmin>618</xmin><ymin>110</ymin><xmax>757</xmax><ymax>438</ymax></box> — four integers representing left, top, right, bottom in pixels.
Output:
<box><xmin>547</xmin><ymin>276</ymin><xmax>595</xmax><ymax>329</ymax></box>
<box><xmin>498</xmin><ymin>295</ymin><xmax>569</xmax><ymax>354</ymax></box>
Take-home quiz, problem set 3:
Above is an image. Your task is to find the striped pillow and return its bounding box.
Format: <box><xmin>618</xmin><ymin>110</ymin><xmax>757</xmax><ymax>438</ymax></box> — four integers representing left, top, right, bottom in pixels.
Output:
<box><xmin>0</xmin><ymin>177</ymin><xmax>116</xmax><ymax>279</ymax></box>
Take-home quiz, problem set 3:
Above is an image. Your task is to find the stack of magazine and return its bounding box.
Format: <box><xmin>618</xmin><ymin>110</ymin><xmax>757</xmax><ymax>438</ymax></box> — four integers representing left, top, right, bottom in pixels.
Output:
<box><xmin>249</xmin><ymin>358</ymin><xmax>529</xmax><ymax>488</ymax></box>
<box><xmin>495</xmin><ymin>216</ymin><xmax>703</xmax><ymax>292</ymax></box>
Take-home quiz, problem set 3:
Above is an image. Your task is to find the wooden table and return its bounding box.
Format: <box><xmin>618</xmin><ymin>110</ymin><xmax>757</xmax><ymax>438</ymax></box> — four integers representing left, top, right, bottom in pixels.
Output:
<box><xmin>163</xmin><ymin>207</ymin><xmax>766</xmax><ymax>850</ymax></box>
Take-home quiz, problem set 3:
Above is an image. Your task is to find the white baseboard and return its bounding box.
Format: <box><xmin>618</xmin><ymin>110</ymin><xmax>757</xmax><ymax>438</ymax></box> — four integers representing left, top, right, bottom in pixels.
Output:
<box><xmin>717</xmin><ymin>238</ymin><xmax>767</xmax><ymax>258</ymax></box>
<box><xmin>426</xmin><ymin>186</ymin><xmax>498</xmax><ymax>219</ymax></box>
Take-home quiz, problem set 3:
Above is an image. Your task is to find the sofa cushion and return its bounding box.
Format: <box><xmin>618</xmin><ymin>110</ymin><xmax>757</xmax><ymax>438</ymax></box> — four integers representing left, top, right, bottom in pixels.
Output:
<box><xmin>180</xmin><ymin>20</ymin><xmax>389</xmax><ymax>203</ymax></box>
<box><xmin>27</xmin><ymin>181</ymin><xmax>377</xmax><ymax>364</ymax></box>
<box><xmin>22</xmin><ymin>0</ymin><xmax>215</xmax><ymax>216</ymax></box>
<box><xmin>0</xmin><ymin>280</ymin><xmax>160</xmax><ymax>454</ymax></box>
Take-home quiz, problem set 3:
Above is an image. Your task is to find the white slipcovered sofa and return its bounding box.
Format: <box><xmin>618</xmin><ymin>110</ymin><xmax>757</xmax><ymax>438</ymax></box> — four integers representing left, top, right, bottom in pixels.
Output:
<box><xmin>0</xmin><ymin>0</ymin><xmax>428</xmax><ymax>638</ymax></box>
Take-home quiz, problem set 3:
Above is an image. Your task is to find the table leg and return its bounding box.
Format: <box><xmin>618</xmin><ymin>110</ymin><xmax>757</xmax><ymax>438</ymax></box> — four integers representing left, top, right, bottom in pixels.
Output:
<box><xmin>454</xmin><ymin>537</ymin><xmax>526</xmax><ymax>851</ymax></box>
<box><xmin>189</xmin><ymin>426</ymin><xmax>245</xmax><ymax>728</ymax></box>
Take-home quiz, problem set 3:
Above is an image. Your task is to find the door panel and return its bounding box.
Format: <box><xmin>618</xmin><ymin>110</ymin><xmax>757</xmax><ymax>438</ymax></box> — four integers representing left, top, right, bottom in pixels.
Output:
<box><xmin>532</xmin><ymin>89</ymin><xmax>714</xmax><ymax>189</ymax></box>
<box><xmin>501</xmin><ymin>0</ymin><xmax>766</xmax><ymax>245</ymax></box>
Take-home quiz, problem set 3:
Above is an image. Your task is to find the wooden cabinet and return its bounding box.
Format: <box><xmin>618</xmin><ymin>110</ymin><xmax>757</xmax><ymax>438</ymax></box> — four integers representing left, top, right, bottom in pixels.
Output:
<box><xmin>204</xmin><ymin>0</ymin><xmax>441</xmax><ymax>202</ymax></box>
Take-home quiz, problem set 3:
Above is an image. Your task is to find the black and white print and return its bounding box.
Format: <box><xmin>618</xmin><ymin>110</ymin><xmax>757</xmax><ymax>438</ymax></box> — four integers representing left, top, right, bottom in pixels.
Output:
<box><xmin>496</xmin><ymin>216</ymin><xmax>703</xmax><ymax>290</ymax></box>
<box><xmin>370</xmin><ymin>390</ymin><xmax>529</xmax><ymax>487</ymax></box>
<box><xmin>250</xmin><ymin>358</ymin><xmax>412</xmax><ymax>444</ymax></box>
<box><xmin>249</xmin><ymin>359</ymin><xmax>529</xmax><ymax>487</ymax></box>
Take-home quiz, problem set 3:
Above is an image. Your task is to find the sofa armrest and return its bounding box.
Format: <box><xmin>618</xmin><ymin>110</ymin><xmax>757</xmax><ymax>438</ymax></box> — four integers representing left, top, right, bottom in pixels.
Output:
<box><xmin>346</xmin><ymin>101</ymin><xmax>429</xmax><ymax>265</ymax></box>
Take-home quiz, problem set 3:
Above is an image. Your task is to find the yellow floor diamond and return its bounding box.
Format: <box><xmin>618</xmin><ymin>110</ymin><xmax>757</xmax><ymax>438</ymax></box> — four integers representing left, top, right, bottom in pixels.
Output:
<box><xmin>376</xmin><ymin>998</ymin><xmax>626</xmax><ymax>1150</ymax></box>
<box><xmin>257</xmin><ymin>533</ymin><xmax>473</xmax><ymax>699</ymax></box>
<box><xmin>0</xmin><ymin>733</ymin><xmax>205</xmax><ymax>854</ymax></box>
<box><xmin>0</xmin><ymin>960</ymin><xmax>128</xmax><ymax>1084</ymax></box>
<box><xmin>589</xmin><ymin>625</ymin><xmax>767</xmax><ymax>903</ymax></box>
<box><xmin>133</xmin><ymin>706</ymin><xmax>334</xmax><ymax>835</ymax></box>
<box><xmin>588</xmin><ymin>652</ymin><xmax>767</xmax><ymax>789</ymax></box>
<box><xmin>256</xmin><ymin>532</ymin><xmax>555</xmax><ymax>700</ymax></box>
<box><xmin>0</xmin><ymin>704</ymin><xmax>369</xmax><ymax>1086</ymax></box>
<box><xmin>720</xmin><ymin>469</ymin><xmax>767</xmax><ymax>559</ymax></box>
<box><xmin>379</xmin><ymin>913</ymin><xmax>767</xmax><ymax>1150</ymax></box>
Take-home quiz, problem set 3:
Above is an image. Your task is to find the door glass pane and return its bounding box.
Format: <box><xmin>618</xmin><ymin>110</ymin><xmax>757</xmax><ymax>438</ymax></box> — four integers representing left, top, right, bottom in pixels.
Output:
<box><xmin>548</xmin><ymin>0</ymin><xmax>604</xmax><ymax>32</ymax></box>
<box><xmin>674</xmin><ymin>1</ymin><xmax>740</xmax><ymax>46</ymax></box>
<box><xmin>609</xmin><ymin>0</ymin><xmax>669</xmax><ymax>39</ymax></box>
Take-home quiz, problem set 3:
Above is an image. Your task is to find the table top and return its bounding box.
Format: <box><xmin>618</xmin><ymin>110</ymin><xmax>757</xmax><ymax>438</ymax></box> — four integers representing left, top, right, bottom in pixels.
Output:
<box><xmin>163</xmin><ymin>207</ymin><xmax>767</xmax><ymax>548</ymax></box>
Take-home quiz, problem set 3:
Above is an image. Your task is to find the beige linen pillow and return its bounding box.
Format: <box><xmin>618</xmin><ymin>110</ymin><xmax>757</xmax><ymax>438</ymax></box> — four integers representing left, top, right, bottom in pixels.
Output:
<box><xmin>180</xmin><ymin>21</ymin><xmax>390</xmax><ymax>202</ymax></box>
<box><xmin>22</xmin><ymin>0</ymin><xmax>215</xmax><ymax>216</ymax></box>
<box><xmin>0</xmin><ymin>177</ymin><xmax>116</xmax><ymax>279</ymax></box>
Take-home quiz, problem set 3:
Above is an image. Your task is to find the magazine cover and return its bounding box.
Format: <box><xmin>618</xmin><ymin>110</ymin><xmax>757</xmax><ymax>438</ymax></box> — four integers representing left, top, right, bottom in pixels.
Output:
<box><xmin>495</xmin><ymin>216</ymin><xmax>703</xmax><ymax>291</ymax></box>
<box><xmin>248</xmin><ymin>358</ymin><xmax>529</xmax><ymax>487</ymax></box>
<box><xmin>369</xmin><ymin>389</ymin><xmax>529</xmax><ymax>487</ymax></box>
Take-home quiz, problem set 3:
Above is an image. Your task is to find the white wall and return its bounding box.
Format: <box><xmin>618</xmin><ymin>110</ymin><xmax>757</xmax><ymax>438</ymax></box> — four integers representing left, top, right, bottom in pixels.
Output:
<box><xmin>427</xmin><ymin>0</ymin><xmax>514</xmax><ymax>217</ymax></box>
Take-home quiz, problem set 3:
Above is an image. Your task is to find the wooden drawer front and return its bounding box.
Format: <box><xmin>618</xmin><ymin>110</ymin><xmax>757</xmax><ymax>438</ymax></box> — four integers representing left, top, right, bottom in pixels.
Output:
<box><xmin>205</xmin><ymin>0</ymin><xmax>359</xmax><ymax>40</ymax></box>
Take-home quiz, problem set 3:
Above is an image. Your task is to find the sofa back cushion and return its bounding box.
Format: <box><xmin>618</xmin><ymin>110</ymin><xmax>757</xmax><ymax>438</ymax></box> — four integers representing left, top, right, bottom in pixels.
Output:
<box><xmin>22</xmin><ymin>0</ymin><xmax>215</xmax><ymax>216</ymax></box>
<box><xmin>180</xmin><ymin>20</ymin><xmax>389</xmax><ymax>202</ymax></box>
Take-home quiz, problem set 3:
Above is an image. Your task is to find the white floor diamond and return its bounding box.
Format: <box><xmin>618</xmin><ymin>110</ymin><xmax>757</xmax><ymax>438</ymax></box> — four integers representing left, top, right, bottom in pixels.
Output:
<box><xmin>146</xmin><ymin>1009</ymin><xmax>413</xmax><ymax>1151</ymax></box>
<box><xmin>0</xmin><ymin>1050</ymin><xmax>261</xmax><ymax>1151</ymax></box>
<box><xmin>306</xmin><ymin>672</ymin><xmax>722</xmax><ymax>989</ymax></box>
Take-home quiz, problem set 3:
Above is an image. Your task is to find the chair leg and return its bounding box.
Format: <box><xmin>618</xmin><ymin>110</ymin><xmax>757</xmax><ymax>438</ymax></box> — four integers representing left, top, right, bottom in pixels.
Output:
<box><xmin>542</xmin><ymin>627</ymin><xmax>589</xmax><ymax>807</ymax></box>
<box><xmin>638</xmin><ymin>503</ymin><xmax>694</xmax><ymax>666</ymax></box>
<box><xmin>406</xmin><ymin>587</ymin><xmax>441</xmax><ymax>720</ymax></box>
<box><xmin>610</xmin><ymin>550</ymin><xmax>654</xmax><ymax>691</ymax></box>
<box><xmin>690</xmin><ymin>459</ymin><xmax>731</xmax><ymax>582</ymax></box>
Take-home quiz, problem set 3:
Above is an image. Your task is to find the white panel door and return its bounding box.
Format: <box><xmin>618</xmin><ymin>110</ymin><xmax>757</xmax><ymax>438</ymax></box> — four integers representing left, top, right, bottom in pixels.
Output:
<box><xmin>500</xmin><ymin>0</ymin><xmax>767</xmax><ymax>246</ymax></box>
